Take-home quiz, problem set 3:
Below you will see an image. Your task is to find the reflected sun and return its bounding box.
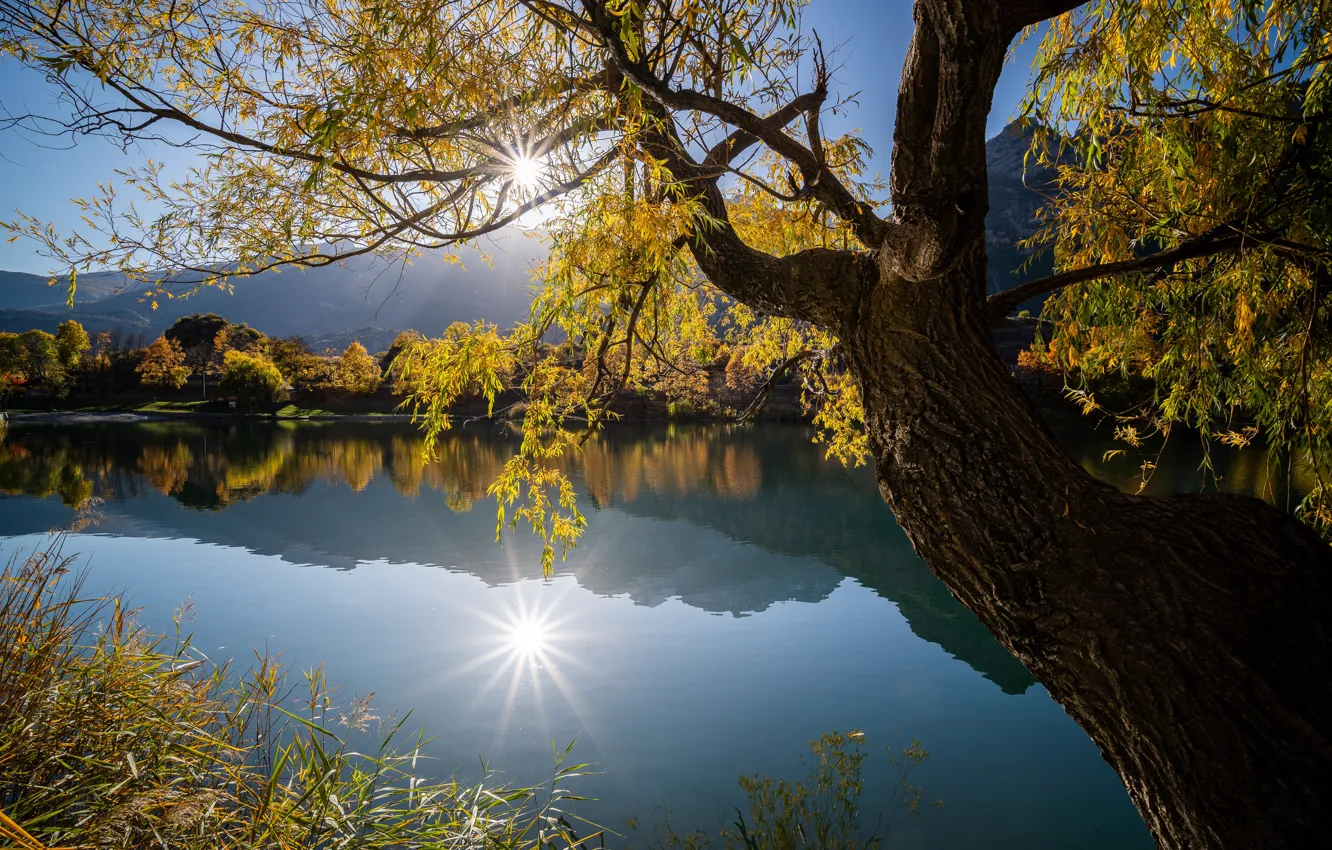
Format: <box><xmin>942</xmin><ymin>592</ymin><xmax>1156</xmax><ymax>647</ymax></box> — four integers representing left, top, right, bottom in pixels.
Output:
<box><xmin>506</xmin><ymin>615</ymin><xmax>549</xmax><ymax>658</ymax></box>
<box><xmin>438</xmin><ymin>577</ymin><xmax>599</xmax><ymax>750</ymax></box>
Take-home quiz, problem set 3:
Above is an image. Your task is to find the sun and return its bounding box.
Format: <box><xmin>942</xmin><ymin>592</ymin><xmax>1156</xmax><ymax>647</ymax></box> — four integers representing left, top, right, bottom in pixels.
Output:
<box><xmin>506</xmin><ymin>616</ymin><xmax>549</xmax><ymax>658</ymax></box>
<box><xmin>510</xmin><ymin>156</ymin><xmax>544</xmax><ymax>190</ymax></box>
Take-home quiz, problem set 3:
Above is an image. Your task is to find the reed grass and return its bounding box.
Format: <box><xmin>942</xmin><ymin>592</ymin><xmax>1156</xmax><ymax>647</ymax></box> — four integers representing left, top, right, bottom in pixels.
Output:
<box><xmin>0</xmin><ymin>537</ymin><xmax>599</xmax><ymax>849</ymax></box>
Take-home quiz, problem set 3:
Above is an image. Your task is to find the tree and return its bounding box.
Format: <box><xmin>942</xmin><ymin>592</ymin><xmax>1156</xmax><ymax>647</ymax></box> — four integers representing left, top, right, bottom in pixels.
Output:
<box><xmin>382</xmin><ymin>330</ymin><xmax>423</xmax><ymax>374</ymax></box>
<box><xmin>53</xmin><ymin>320</ymin><xmax>90</xmax><ymax>374</ymax></box>
<box><xmin>338</xmin><ymin>341</ymin><xmax>382</xmax><ymax>394</ymax></box>
<box><xmin>165</xmin><ymin>314</ymin><xmax>229</xmax><ymax>397</ymax></box>
<box><xmin>264</xmin><ymin>336</ymin><xmax>331</xmax><ymax>391</ymax></box>
<box><xmin>213</xmin><ymin>323</ymin><xmax>265</xmax><ymax>357</ymax></box>
<box><xmin>0</xmin><ymin>332</ymin><xmax>24</xmax><ymax>408</ymax></box>
<box><xmin>219</xmin><ymin>350</ymin><xmax>285</xmax><ymax>411</ymax></box>
<box><xmin>136</xmin><ymin>336</ymin><xmax>191</xmax><ymax>391</ymax></box>
<box><xmin>4</xmin><ymin>1</ymin><xmax>1330</xmax><ymax>845</ymax></box>
<box><xmin>163</xmin><ymin>314</ymin><xmax>230</xmax><ymax>352</ymax></box>
<box><xmin>164</xmin><ymin>314</ymin><xmax>264</xmax><ymax>397</ymax></box>
<box><xmin>16</xmin><ymin>330</ymin><xmax>65</xmax><ymax>397</ymax></box>
<box><xmin>0</xmin><ymin>333</ymin><xmax>22</xmax><ymax>380</ymax></box>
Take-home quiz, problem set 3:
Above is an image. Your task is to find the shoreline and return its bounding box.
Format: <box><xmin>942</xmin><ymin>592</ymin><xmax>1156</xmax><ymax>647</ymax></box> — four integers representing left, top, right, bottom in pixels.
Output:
<box><xmin>0</xmin><ymin>408</ymin><xmax>801</xmax><ymax>426</ymax></box>
<box><xmin>2</xmin><ymin>409</ymin><xmax>419</xmax><ymax>424</ymax></box>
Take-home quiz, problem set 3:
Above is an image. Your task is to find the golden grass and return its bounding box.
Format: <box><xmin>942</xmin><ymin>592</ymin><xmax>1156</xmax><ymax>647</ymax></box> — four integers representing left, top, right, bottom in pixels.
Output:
<box><xmin>0</xmin><ymin>537</ymin><xmax>598</xmax><ymax>849</ymax></box>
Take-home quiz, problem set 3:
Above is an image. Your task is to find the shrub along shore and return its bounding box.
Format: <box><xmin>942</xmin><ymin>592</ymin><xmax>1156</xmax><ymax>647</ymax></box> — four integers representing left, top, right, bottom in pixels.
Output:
<box><xmin>2</xmin><ymin>312</ymin><xmax>812</xmax><ymax>424</ymax></box>
<box><xmin>4</xmin><ymin>313</ymin><xmax>1054</xmax><ymax>426</ymax></box>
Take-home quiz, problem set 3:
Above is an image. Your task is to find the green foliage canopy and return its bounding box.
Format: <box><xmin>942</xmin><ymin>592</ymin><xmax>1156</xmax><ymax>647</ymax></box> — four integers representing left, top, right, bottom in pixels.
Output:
<box><xmin>0</xmin><ymin>332</ymin><xmax>22</xmax><ymax>378</ymax></box>
<box><xmin>54</xmin><ymin>320</ymin><xmax>90</xmax><ymax>373</ymax></box>
<box><xmin>16</xmin><ymin>330</ymin><xmax>67</xmax><ymax>396</ymax></box>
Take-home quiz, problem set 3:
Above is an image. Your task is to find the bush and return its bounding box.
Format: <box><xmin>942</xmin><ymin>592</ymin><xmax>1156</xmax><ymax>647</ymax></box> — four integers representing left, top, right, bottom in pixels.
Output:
<box><xmin>219</xmin><ymin>349</ymin><xmax>286</xmax><ymax>411</ymax></box>
<box><xmin>666</xmin><ymin>399</ymin><xmax>696</xmax><ymax>419</ymax></box>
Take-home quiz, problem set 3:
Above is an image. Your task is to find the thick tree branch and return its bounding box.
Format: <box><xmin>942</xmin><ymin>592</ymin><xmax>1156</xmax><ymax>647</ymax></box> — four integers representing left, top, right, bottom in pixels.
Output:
<box><xmin>694</xmin><ymin>235</ymin><xmax>878</xmax><ymax>327</ymax></box>
<box><xmin>647</xmin><ymin>103</ymin><xmax>876</xmax><ymax>326</ymax></box>
<box><xmin>881</xmin><ymin>1</ymin><xmax>1085</xmax><ymax>285</ymax></box>
<box><xmin>984</xmin><ymin>229</ymin><xmax>1328</xmax><ymax>324</ymax></box>
<box><xmin>700</xmin><ymin>87</ymin><xmax>826</xmax><ymax>172</ymax></box>
<box><xmin>886</xmin><ymin>2</ymin><xmax>1012</xmax><ymax>282</ymax></box>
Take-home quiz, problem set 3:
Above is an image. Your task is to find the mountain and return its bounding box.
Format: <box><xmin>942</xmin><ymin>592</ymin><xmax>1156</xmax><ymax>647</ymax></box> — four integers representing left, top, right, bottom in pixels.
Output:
<box><xmin>305</xmin><ymin>327</ymin><xmax>404</xmax><ymax>354</ymax></box>
<box><xmin>0</xmin><ymin>269</ymin><xmax>130</xmax><ymax>311</ymax></box>
<box><xmin>0</xmin><ymin>231</ymin><xmax>542</xmax><ymax>340</ymax></box>
<box><xmin>984</xmin><ymin>119</ymin><xmax>1066</xmax><ymax>297</ymax></box>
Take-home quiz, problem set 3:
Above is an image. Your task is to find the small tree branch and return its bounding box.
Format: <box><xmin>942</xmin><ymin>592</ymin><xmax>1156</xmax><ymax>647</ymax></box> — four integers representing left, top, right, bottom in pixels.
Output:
<box><xmin>736</xmin><ymin>348</ymin><xmax>824</xmax><ymax>422</ymax></box>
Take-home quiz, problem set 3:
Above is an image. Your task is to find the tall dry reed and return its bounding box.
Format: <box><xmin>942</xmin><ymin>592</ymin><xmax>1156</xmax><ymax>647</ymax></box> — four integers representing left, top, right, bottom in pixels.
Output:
<box><xmin>0</xmin><ymin>537</ymin><xmax>597</xmax><ymax>849</ymax></box>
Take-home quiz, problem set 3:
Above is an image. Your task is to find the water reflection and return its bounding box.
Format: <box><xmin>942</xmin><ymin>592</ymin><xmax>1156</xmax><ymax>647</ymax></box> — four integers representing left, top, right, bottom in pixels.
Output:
<box><xmin>0</xmin><ymin>421</ymin><xmax>1044</xmax><ymax>694</ymax></box>
<box><xmin>0</xmin><ymin>418</ymin><xmax>1184</xmax><ymax>849</ymax></box>
<box><xmin>2</xmin><ymin>418</ymin><xmax>1291</xmax><ymax>698</ymax></box>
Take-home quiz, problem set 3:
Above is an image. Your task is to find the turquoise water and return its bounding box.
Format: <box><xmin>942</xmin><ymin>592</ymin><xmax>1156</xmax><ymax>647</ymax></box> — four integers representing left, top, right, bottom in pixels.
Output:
<box><xmin>0</xmin><ymin>421</ymin><xmax>1170</xmax><ymax>848</ymax></box>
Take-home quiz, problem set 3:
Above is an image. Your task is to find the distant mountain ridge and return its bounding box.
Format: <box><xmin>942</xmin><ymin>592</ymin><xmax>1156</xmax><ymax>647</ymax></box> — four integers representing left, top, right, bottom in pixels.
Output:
<box><xmin>984</xmin><ymin>118</ymin><xmax>1066</xmax><ymax>296</ymax></box>
<box><xmin>0</xmin><ymin>269</ymin><xmax>133</xmax><ymax>310</ymax></box>
<box><xmin>0</xmin><ymin>232</ymin><xmax>542</xmax><ymax>342</ymax></box>
<box><xmin>0</xmin><ymin>127</ymin><xmax>1053</xmax><ymax>341</ymax></box>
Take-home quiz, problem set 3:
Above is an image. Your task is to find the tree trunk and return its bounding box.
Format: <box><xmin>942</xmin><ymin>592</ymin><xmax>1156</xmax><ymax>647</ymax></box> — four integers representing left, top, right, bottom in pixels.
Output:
<box><xmin>844</xmin><ymin>240</ymin><xmax>1332</xmax><ymax>848</ymax></box>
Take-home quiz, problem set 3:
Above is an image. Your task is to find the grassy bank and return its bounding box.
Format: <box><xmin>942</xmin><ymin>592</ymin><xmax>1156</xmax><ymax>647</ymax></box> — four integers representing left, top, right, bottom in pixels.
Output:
<box><xmin>0</xmin><ymin>538</ymin><xmax>596</xmax><ymax>849</ymax></box>
<box><xmin>3</xmin><ymin>398</ymin><xmax>413</xmax><ymax>421</ymax></box>
<box><xmin>2</xmin><ymin>386</ymin><xmax>810</xmax><ymax>423</ymax></box>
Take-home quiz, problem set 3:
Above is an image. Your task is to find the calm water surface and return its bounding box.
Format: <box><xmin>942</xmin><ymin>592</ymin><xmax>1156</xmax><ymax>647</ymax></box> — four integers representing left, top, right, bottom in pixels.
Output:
<box><xmin>2</xmin><ymin>419</ymin><xmax>1282</xmax><ymax>848</ymax></box>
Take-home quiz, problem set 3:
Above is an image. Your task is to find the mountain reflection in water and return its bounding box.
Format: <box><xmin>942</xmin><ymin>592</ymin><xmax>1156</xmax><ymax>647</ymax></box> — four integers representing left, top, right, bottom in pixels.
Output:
<box><xmin>0</xmin><ymin>417</ymin><xmax>1296</xmax><ymax>702</ymax></box>
<box><xmin>2</xmin><ymin>421</ymin><xmax>1041</xmax><ymax>694</ymax></box>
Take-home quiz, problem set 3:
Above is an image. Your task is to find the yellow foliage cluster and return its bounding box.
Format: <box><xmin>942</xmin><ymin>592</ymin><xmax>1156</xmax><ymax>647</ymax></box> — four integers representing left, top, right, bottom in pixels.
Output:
<box><xmin>1021</xmin><ymin>0</ymin><xmax>1332</xmax><ymax>524</ymax></box>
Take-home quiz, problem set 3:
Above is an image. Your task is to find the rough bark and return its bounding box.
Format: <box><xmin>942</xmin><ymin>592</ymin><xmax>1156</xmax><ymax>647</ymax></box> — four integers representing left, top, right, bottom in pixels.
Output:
<box><xmin>839</xmin><ymin>240</ymin><xmax>1332</xmax><ymax>848</ymax></box>
<box><xmin>837</xmin><ymin>4</ymin><xmax>1332</xmax><ymax>845</ymax></box>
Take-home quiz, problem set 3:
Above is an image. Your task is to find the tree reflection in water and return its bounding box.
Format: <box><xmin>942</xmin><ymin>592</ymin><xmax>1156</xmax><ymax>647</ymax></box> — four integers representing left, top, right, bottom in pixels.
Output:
<box><xmin>0</xmin><ymin>419</ymin><xmax>1301</xmax><ymax>697</ymax></box>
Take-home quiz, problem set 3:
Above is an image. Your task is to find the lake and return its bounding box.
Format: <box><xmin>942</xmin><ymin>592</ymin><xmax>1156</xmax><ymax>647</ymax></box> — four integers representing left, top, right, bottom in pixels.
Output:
<box><xmin>1</xmin><ymin>418</ymin><xmax>1290</xmax><ymax>847</ymax></box>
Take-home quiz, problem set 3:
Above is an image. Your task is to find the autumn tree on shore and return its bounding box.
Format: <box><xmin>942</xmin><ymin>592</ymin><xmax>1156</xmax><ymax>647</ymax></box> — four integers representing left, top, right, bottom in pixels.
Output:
<box><xmin>219</xmin><ymin>350</ymin><xmax>285</xmax><ymax>411</ymax></box>
<box><xmin>15</xmin><ymin>330</ymin><xmax>66</xmax><ymax>397</ymax></box>
<box><xmin>338</xmin><ymin>341</ymin><xmax>382</xmax><ymax>394</ymax></box>
<box><xmin>3</xmin><ymin>1</ymin><xmax>1331</xmax><ymax>846</ymax></box>
<box><xmin>53</xmin><ymin>320</ymin><xmax>89</xmax><ymax>374</ymax></box>
<box><xmin>136</xmin><ymin>336</ymin><xmax>191</xmax><ymax>391</ymax></box>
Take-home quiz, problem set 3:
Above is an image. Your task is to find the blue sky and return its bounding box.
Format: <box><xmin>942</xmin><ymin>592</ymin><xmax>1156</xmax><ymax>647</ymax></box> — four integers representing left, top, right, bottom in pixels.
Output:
<box><xmin>0</xmin><ymin>0</ymin><xmax>1040</xmax><ymax>274</ymax></box>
